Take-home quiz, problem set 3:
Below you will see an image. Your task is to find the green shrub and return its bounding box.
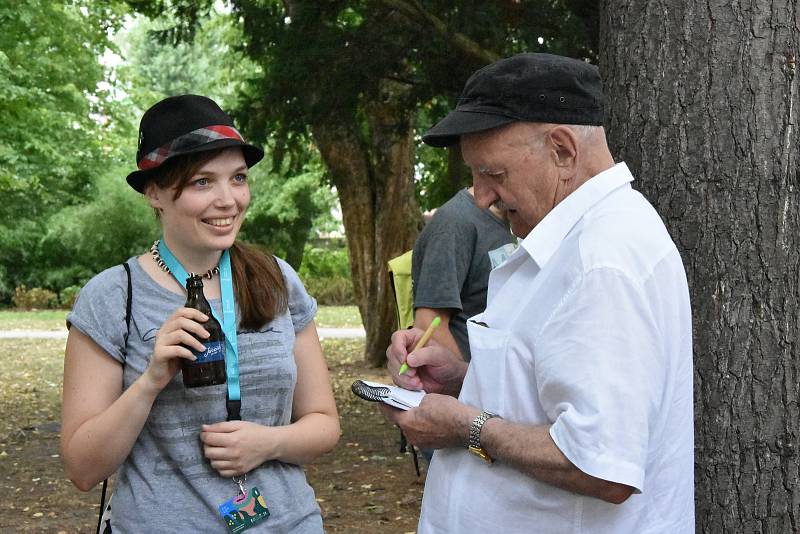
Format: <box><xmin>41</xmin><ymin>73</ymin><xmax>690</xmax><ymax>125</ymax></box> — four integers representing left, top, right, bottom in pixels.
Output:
<box><xmin>13</xmin><ymin>286</ymin><xmax>59</xmax><ymax>309</ymax></box>
<box><xmin>303</xmin><ymin>276</ymin><xmax>355</xmax><ymax>306</ymax></box>
<box><xmin>0</xmin><ymin>167</ymin><xmax>158</xmax><ymax>307</ymax></box>
<box><xmin>0</xmin><ymin>265</ymin><xmax>11</xmax><ymax>305</ymax></box>
<box><xmin>241</xmin><ymin>168</ymin><xmax>337</xmax><ymax>269</ymax></box>
<box><xmin>297</xmin><ymin>245</ymin><xmax>354</xmax><ymax>305</ymax></box>
<box><xmin>59</xmin><ymin>285</ymin><xmax>82</xmax><ymax>309</ymax></box>
<box><xmin>298</xmin><ymin>245</ymin><xmax>351</xmax><ymax>279</ymax></box>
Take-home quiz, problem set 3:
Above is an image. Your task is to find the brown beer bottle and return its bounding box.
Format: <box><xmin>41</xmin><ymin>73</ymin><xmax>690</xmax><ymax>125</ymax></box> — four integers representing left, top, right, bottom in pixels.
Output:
<box><xmin>181</xmin><ymin>275</ymin><xmax>227</xmax><ymax>388</ymax></box>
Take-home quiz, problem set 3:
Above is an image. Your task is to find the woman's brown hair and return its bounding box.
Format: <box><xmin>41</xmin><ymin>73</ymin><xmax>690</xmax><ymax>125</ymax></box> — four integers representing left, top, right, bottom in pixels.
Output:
<box><xmin>145</xmin><ymin>148</ymin><xmax>288</xmax><ymax>330</ymax></box>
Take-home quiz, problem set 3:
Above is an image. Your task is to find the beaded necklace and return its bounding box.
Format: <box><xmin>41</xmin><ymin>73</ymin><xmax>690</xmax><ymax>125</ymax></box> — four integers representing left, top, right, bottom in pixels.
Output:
<box><xmin>149</xmin><ymin>239</ymin><xmax>220</xmax><ymax>279</ymax></box>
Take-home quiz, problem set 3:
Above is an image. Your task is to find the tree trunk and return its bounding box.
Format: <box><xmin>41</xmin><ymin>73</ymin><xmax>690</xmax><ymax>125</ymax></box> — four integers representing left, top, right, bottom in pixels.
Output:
<box><xmin>600</xmin><ymin>2</ymin><xmax>800</xmax><ymax>532</ymax></box>
<box><xmin>312</xmin><ymin>79</ymin><xmax>421</xmax><ymax>366</ymax></box>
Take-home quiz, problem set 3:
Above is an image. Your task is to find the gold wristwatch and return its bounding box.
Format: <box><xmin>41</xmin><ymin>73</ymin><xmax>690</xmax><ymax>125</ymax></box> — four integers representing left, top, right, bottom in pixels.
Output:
<box><xmin>468</xmin><ymin>410</ymin><xmax>501</xmax><ymax>464</ymax></box>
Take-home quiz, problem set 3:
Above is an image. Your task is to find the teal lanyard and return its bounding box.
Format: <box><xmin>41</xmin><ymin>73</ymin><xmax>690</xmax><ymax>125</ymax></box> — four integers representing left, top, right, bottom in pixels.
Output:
<box><xmin>157</xmin><ymin>239</ymin><xmax>242</xmax><ymax>419</ymax></box>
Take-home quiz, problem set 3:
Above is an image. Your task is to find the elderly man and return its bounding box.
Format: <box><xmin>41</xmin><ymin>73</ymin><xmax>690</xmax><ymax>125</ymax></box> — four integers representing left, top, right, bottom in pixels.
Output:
<box><xmin>383</xmin><ymin>53</ymin><xmax>694</xmax><ymax>533</ymax></box>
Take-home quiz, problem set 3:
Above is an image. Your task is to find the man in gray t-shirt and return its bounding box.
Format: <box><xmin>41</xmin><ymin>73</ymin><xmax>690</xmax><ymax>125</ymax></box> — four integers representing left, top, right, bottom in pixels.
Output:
<box><xmin>412</xmin><ymin>187</ymin><xmax>515</xmax><ymax>361</ymax></box>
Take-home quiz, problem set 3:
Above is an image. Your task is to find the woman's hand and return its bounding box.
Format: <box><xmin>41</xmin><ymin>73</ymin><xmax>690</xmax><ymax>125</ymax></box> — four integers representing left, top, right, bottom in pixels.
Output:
<box><xmin>140</xmin><ymin>307</ymin><xmax>210</xmax><ymax>393</ymax></box>
<box><xmin>201</xmin><ymin>421</ymin><xmax>273</xmax><ymax>477</ymax></box>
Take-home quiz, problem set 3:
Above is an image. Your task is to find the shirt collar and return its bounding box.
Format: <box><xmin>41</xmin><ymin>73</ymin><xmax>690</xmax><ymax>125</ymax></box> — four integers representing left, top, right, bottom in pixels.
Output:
<box><xmin>519</xmin><ymin>162</ymin><xmax>634</xmax><ymax>268</ymax></box>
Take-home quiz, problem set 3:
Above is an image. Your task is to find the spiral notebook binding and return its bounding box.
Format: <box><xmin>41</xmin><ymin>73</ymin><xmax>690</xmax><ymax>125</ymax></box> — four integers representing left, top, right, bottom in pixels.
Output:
<box><xmin>351</xmin><ymin>380</ymin><xmax>391</xmax><ymax>402</ymax></box>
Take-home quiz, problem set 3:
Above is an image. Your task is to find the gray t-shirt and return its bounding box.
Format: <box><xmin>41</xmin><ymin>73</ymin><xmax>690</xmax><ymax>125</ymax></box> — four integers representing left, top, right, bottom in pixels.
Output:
<box><xmin>412</xmin><ymin>188</ymin><xmax>515</xmax><ymax>360</ymax></box>
<box><xmin>67</xmin><ymin>256</ymin><xmax>322</xmax><ymax>533</ymax></box>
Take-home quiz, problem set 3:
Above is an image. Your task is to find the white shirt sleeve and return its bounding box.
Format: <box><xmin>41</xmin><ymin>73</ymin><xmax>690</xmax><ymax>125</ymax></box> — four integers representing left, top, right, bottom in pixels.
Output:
<box><xmin>535</xmin><ymin>266</ymin><xmax>665</xmax><ymax>492</ymax></box>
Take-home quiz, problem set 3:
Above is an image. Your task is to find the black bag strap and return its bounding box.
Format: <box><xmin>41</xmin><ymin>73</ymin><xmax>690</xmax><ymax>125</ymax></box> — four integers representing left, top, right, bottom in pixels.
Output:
<box><xmin>122</xmin><ymin>262</ymin><xmax>132</xmax><ymax>346</ymax></box>
<box><xmin>96</xmin><ymin>479</ymin><xmax>108</xmax><ymax>534</ymax></box>
<box><xmin>96</xmin><ymin>262</ymin><xmax>132</xmax><ymax>534</ymax></box>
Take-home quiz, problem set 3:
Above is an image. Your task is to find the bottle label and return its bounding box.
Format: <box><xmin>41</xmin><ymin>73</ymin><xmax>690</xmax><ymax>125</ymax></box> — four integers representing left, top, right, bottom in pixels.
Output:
<box><xmin>193</xmin><ymin>340</ymin><xmax>225</xmax><ymax>364</ymax></box>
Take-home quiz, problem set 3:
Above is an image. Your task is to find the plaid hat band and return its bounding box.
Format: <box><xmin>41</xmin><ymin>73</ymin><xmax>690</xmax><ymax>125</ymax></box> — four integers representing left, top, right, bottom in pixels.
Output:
<box><xmin>126</xmin><ymin>95</ymin><xmax>264</xmax><ymax>193</ymax></box>
<box><xmin>138</xmin><ymin>125</ymin><xmax>244</xmax><ymax>171</ymax></box>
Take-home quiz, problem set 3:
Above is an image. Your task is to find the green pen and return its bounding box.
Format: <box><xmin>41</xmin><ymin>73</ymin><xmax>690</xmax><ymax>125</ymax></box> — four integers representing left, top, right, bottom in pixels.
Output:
<box><xmin>399</xmin><ymin>316</ymin><xmax>441</xmax><ymax>375</ymax></box>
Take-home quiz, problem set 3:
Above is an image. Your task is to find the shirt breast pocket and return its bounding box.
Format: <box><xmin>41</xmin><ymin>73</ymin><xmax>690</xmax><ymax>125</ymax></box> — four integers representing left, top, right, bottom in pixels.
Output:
<box><xmin>465</xmin><ymin>318</ymin><xmax>511</xmax><ymax>416</ymax></box>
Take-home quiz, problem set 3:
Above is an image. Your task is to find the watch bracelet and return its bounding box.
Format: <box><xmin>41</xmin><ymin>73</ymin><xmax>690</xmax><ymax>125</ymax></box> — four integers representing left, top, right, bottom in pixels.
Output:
<box><xmin>469</xmin><ymin>410</ymin><xmax>498</xmax><ymax>449</ymax></box>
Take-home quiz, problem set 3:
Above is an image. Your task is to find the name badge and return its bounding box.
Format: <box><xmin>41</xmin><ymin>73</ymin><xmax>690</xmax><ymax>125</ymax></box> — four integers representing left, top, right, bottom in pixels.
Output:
<box><xmin>218</xmin><ymin>486</ymin><xmax>270</xmax><ymax>532</ymax></box>
<box><xmin>488</xmin><ymin>242</ymin><xmax>517</xmax><ymax>269</ymax></box>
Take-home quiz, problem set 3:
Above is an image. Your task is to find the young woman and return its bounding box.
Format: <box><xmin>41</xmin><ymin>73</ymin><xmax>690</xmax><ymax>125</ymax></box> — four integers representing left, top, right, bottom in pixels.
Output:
<box><xmin>61</xmin><ymin>95</ymin><xmax>339</xmax><ymax>533</ymax></box>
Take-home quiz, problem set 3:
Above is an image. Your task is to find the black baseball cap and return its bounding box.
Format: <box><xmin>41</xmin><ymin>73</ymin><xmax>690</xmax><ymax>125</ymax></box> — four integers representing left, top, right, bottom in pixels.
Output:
<box><xmin>126</xmin><ymin>95</ymin><xmax>264</xmax><ymax>193</ymax></box>
<box><xmin>422</xmin><ymin>53</ymin><xmax>604</xmax><ymax>147</ymax></box>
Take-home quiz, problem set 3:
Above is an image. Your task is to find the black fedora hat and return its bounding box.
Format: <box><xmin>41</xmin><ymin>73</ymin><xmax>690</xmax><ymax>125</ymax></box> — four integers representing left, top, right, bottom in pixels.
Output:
<box><xmin>126</xmin><ymin>95</ymin><xmax>264</xmax><ymax>193</ymax></box>
<box><xmin>422</xmin><ymin>53</ymin><xmax>604</xmax><ymax>147</ymax></box>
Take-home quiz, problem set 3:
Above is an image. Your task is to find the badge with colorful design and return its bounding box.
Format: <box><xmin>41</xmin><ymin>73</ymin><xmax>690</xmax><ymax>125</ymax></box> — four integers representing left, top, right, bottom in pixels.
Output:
<box><xmin>218</xmin><ymin>486</ymin><xmax>270</xmax><ymax>532</ymax></box>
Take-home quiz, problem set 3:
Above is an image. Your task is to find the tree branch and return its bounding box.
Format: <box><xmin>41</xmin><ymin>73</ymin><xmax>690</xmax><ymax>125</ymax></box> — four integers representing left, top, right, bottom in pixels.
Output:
<box><xmin>375</xmin><ymin>0</ymin><xmax>500</xmax><ymax>65</ymax></box>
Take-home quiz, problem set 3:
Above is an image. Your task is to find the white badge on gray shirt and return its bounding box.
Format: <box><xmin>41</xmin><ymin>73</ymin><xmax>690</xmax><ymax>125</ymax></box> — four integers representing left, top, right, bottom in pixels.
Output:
<box><xmin>488</xmin><ymin>242</ymin><xmax>518</xmax><ymax>269</ymax></box>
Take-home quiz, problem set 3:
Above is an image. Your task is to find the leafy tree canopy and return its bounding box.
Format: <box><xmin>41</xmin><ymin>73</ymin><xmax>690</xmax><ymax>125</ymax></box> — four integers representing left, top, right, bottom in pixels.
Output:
<box><xmin>132</xmin><ymin>1</ymin><xmax>597</xmax><ymax>209</ymax></box>
<box><xmin>236</xmin><ymin>0</ymin><xmax>597</xmax><ymax>209</ymax></box>
<box><xmin>0</xmin><ymin>0</ymin><xmax>127</xmax><ymax>221</ymax></box>
<box><xmin>0</xmin><ymin>3</ymin><xmax>335</xmax><ymax>302</ymax></box>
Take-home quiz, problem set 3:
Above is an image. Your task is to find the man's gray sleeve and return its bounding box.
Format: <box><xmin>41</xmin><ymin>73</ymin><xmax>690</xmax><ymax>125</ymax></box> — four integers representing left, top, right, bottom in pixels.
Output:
<box><xmin>412</xmin><ymin>224</ymin><xmax>475</xmax><ymax>312</ymax></box>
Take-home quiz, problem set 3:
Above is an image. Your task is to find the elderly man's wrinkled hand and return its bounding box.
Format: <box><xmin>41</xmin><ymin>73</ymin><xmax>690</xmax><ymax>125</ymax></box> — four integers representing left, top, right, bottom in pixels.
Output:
<box><xmin>386</xmin><ymin>327</ymin><xmax>426</xmax><ymax>390</ymax></box>
<box><xmin>378</xmin><ymin>394</ymin><xmax>479</xmax><ymax>450</ymax></box>
<box><xmin>385</xmin><ymin>329</ymin><xmax>469</xmax><ymax>396</ymax></box>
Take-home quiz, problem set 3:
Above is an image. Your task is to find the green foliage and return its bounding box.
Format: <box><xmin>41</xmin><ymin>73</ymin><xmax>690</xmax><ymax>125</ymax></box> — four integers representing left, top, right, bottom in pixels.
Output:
<box><xmin>0</xmin><ymin>165</ymin><xmax>158</xmax><ymax>302</ymax></box>
<box><xmin>302</xmin><ymin>276</ymin><xmax>354</xmax><ymax>306</ymax></box>
<box><xmin>58</xmin><ymin>286</ymin><xmax>82</xmax><ymax>309</ymax></box>
<box><xmin>414</xmin><ymin>119</ymin><xmax>465</xmax><ymax>211</ymax></box>
<box><xmin>298</xmin><ymin>244</ymin><xmax>354</xmax><ymax>305</ymax></box>
<box><xmin>0</xmin><ymin>6</ymin><xmax>337</xmax><ymax>302</ymax></box>
<box><xmin>240</xmin><ymin>166</ymin><xmax>336</xmax><ymax>269</ymax></box>
<box><xmin>231</xmin><ymin>0</ymin><xmax>598</xmax><ymax>187</ymax></box>
<box><xmin>298</xmin><ymin>245</ymin><xmax>351</xmax><ymax>279</ymax></box>
<box><xmin>119</xmin><ymin>11</ymin><xmax>260</xmax><ymax>113</ymax></box>
<box><xmin>0</xmin><ymin>1</ymin><xmax>599</xmax><ymax>315</ymax></box>
<box><xmin>0</xmin><ymin>1</ymin><xmax>128</xmax><ymax>222</ymax></box>
<box><xmin>12</xmin><ymin>286</ymin><xmax>58</xmax><ymax>310</ymax></box>
<box><xmin>0</xmin><ymin>0</ymin><xmax>137</xmax><ymax>304</ymax></box>
<box><xmin>0</xmin><ymin>219</ymin><xmax>45</xmax><ymax>303</ymax></box>
<box><xmin>35</xmin><ymin>167</ymin><xmax>159</xmax><ymax>289</ymax></box>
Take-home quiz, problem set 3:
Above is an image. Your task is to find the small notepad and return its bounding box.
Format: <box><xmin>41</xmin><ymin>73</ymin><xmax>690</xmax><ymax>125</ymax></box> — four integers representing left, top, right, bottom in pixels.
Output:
<box><xmin>351</xmin><ymin>380</ymin><xmax>426</xmax><ymax>410</ymax></box>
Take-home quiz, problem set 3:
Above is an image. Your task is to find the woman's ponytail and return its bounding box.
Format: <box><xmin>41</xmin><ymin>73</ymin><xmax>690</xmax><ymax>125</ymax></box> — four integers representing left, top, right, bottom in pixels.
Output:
<box><xmin>230</xmin><ymin>241</ymin><xmax>288</xmax><ymax>330</ymax></box>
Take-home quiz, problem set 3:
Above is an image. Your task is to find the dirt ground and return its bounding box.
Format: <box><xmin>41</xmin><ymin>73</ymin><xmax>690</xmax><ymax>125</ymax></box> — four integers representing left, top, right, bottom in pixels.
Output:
<box><xmin>0</xmin><ymin>337</ymin><xmax>425</xmax><ymax>533</ymax></box>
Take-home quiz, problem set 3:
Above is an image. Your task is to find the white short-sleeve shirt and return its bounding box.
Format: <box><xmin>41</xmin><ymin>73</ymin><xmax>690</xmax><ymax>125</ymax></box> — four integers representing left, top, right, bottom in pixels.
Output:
<box><xmin>419</xmin><ymin>163</ymin><xmax>694</xmax><ymax>534</ymax></box>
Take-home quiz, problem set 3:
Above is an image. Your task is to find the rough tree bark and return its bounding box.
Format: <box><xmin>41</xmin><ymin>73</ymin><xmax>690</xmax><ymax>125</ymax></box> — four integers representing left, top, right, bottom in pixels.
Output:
<box><xmin>600</xmin><ymin>1</ymin><xmax>800</xmax><ymax>532</ymax></box>
<box><xmin>312</xmin><ymin>78</ymin><xmax>421</xmax><ymax>366</ymax></box>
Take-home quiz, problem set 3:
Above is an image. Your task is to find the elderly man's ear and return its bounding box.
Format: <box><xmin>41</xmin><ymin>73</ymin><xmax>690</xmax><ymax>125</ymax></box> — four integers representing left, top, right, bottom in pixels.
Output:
<box><xmin>548</xmin><ymin>126</ymin><xmax>579</xmax><ymax>175</ymax></box>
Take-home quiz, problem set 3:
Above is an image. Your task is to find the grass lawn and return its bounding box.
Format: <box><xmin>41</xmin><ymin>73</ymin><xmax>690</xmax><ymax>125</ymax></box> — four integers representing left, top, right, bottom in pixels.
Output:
<box><xmin>314</xmin><ymin>305</ymin><xmax>362</xmax><ymax>328</ymax></box>
<box><xmin>0</xmin><ymin>309</ymin><xmax>69</xmax><ymax>330</ymax></box>
<box><xmin>0</xmin><ymin>306</ymin><xmax>362</xmax><ymax>331</ymax></box>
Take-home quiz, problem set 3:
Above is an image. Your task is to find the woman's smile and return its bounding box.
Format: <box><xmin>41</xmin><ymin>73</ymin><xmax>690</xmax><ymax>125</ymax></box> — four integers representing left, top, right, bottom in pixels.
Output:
<box><xmin>203</xmin><ymin>216</ymin><xmax>235</xmax><ymax>227</ymax></box>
